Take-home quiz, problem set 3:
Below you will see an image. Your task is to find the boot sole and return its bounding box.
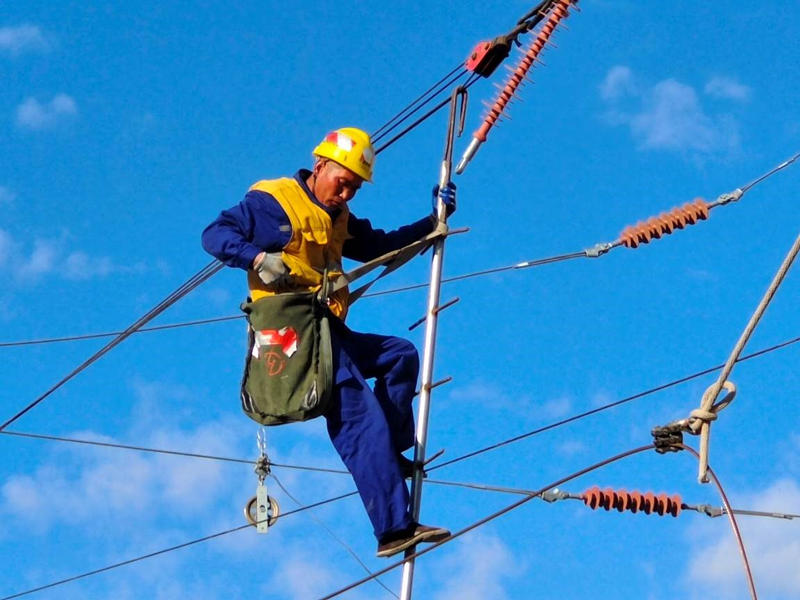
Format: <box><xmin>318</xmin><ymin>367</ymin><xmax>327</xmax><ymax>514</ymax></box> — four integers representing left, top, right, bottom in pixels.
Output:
<box><xmin>376</xmin><ymin>528</ymin><xmax>451</xmax><ymax>558</ymax></box>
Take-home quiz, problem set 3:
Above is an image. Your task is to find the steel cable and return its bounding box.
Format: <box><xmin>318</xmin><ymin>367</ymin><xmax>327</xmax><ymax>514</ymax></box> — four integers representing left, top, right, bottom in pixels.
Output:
<box><xmin>0</xmin><ymin>489</ymin><xmax>359</xmax><ymax>600</ymax></box>
<box><xmin>2</xmin><ymin>334</ymin><xmax>798</xmax><ymax>473</ymax></box>
<box><xmin>0</xmin><ymin>446</ymin><xmax>652</xmax><ymax>600</ymax></box>
<box><xmin>316</xmin><ymin>445</ymin><xmax>654</xmax><ymax>599</ymax></box>
<box><xmin>0</xmin><ymin>260</ymin><xmax>223</xmax><ymax>431</ymax></box>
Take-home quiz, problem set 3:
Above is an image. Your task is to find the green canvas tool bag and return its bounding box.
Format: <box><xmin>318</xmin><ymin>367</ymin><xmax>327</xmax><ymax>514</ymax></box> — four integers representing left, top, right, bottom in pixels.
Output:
<box><xmin>240</xmin><ymin>292</ymin><xmax>333</xmax><ymax>425</ymax></box>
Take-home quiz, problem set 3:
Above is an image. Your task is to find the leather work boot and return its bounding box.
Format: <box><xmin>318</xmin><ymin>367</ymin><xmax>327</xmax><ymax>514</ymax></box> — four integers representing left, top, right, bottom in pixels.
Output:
<box><xmin>376</xmin><ymin>523</ymin><xmax>451</xmax><ymax>558</ymax></box>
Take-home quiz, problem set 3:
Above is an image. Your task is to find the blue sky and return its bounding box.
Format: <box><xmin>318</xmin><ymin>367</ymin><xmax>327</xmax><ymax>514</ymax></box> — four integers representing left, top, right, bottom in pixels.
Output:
<box><xmin>1</xmin><ymin>1</ymin><xmax>799</xmax><ymax>599</ymax></box>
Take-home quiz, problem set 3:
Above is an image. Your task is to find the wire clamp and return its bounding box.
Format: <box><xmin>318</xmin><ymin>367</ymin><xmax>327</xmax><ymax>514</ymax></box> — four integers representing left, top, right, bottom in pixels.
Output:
<box><xmin>651</xmin><ymin>422</ymin><xmax>684</xmax><ymax>454</ymax></box>
<box><xmin>695</xmin><ymin>503</ymin><xmax>724</xmax><ymax>518</ymax></box>
<box><xmin>584</xmin><ymin>242</ymin><xmax>614</xmax><ymax>258</ymax></box>
<box><xmin>541</xmin><ymin>487</ymin><xmax>570</xmax><ymax>503</ymax></box>
<box><xmin>714</xmin><ymin>188</ymin><xmax>744</xmax><ymax>206</ymax></box>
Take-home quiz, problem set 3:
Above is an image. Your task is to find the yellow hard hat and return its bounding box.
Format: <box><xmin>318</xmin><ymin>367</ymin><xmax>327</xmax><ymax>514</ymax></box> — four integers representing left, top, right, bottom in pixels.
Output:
<box><xmin>312</xmin><ymin>127</ymin><xmax>375</xmax><ymax>182</ymax></box>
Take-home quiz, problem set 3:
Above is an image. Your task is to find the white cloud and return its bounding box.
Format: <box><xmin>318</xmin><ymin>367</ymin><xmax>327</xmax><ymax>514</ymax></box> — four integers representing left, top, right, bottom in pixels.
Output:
<box><xmin>16</xmin><ymin>94</ymin><xmax>78</xmax><ymax>130</ymax></box>
<box><xmin>432</xmin><ymin>532</ymin><xmax>522</xmax><ymax>600</ymax></box>
<box><xmin>0</xmin><ymin>229</ymin><xmax>144</xmax><ymax>283</ymax></box>
<box><xmin>600</xmin><ymin>65</ymin><xmax>637</xmax><ymax>100</ymax></box>
<box><xmin>538</xmin><ymin>395</ymin><xmax>573</xmax><ymax>419</ymax></box>
<box><xmin>17</xmin><ymin>238</ymin><xmax>58</xmax><ymax>279</ymax></box>
<box><xmin>0</xmin><ymin>25</ymin><xmax>48</xmax><ymax>56</ymax></box>
<box><xmin>0</xmin><ymin>381</ymin><xmax>370</xmax><ymax>598</ymax></box>
<box><xmin>686</xmin><ymin>478</ymin><xmax>800</xmax><ymax>599</ymax></box>
<box><xmin>631</xmin><ymin>79</ymin><xmax>721</xmax><ymax>151</ymax></box>
<box><xmin>705</xmin><ymin>76</ymin><xmax>752</xmax><ymax>102</ymax></box>
<box><xmin>558</xmin><ymin>439</ymin><xmax>586</xmax><ymax>456</ymax></box>
<box><xmin>0</xmin><ymin>415</ymin><xmax>246</xmax><ymax>535</ymax></box>
<box><xmin>0</xmin><ymin>186</ymin><xmax>15</xmax><ymax>206</ymax></box>
<box><xmin>266</xmin><ymin>545</ymin><xmax>340</xmax><ymax>600</ymax></box>
<box><xmin>0</xmin><ymin>229</ymin><xmax>13</xmax><ymax>267</ymax></box>
<box><xmin>64</xmin><ymin>250</ymin><xmax>116</xmax><ymax>280</ymax></box>
<box><xmin>600</xmin><ymin>67</ymin><xmax>743</xmax><ymax>157</ymax></box>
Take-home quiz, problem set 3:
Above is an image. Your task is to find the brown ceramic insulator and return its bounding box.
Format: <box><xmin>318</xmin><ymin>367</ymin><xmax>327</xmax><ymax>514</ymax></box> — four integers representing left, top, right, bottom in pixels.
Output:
<box><xmin>474</xmin><ymin>0</ymin><xmax>575</xmax><ymax>142</ymax></box>
<box><xmin>580</xmin><ymin>488</ymin><xmax>683</xmax><ymax>518</ymax></box>
<box><xmin>619</xmin><ymin>197</ymin><xmax>710</xmax><ymax>248</ymax></box>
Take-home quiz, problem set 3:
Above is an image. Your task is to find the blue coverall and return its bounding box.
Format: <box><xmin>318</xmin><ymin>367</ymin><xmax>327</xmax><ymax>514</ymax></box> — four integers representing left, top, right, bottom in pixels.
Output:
<box><xmin>201</xmin><ymin>170</ymin><xmax>434</xmax><ymax>541</ymax></box>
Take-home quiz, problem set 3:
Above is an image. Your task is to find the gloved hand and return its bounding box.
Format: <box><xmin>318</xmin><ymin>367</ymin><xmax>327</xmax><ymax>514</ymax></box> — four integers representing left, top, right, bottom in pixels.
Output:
<box><xmin>432</xmin><ymin>181</ymin><xmax>457</xmax><ymax>218</ymax></box>
<box><xmin>253</xmin><ymin>252</ymin><xmax>290</xmax><ymax>288</ymax></box>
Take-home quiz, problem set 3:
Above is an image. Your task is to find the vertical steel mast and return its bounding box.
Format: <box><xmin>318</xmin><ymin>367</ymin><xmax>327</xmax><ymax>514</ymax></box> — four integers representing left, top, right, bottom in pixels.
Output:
<box><xmin>399</xmin><ymin>87</ymin><xmax>467</xmax><ymax>600</ymax></box>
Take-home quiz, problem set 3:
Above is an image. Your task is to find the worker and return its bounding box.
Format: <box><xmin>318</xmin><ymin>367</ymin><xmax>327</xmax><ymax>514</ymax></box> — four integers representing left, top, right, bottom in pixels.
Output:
<box><xmin>201</xmin><ymin>127</ymin><xmax>455</xmax><ymax>557</ymax></box>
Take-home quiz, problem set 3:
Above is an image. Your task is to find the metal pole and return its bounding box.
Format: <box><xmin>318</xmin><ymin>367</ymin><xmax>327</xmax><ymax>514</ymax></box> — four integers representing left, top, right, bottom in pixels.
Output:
<box><xmin>399</xmin><ymin>87</ymin><xmax>466</xmax><ymax>600</ymax></box>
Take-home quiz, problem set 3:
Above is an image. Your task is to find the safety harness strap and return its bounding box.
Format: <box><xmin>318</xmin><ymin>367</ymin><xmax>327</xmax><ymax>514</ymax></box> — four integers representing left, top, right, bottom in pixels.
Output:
<box><xmin>326</xmin><ymin>223</ymin><xmax>450</xmax><ymax>307</ymax></box>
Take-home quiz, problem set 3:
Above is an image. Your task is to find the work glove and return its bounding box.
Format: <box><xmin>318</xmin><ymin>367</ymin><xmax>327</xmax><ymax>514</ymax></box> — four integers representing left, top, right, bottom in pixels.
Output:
<box><xmin>432</xmin><ymin>181</ymin><xmax>457</xmax><ymax>218</ymax></box>
<box><xmin>253</xmin><ymin>252</ymin><xmax>290</xmax><ymax>288</ymax></box>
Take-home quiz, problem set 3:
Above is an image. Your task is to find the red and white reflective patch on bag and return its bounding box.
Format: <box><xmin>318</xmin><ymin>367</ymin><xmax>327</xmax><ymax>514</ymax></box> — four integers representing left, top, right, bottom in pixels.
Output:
<box><xmin>253</xmin><ymin>327</ymin><xmax>299</xmax><ymax>358</ymax></box>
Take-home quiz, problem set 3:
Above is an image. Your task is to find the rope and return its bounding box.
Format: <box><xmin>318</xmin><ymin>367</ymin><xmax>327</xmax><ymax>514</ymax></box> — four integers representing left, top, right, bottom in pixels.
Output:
<box><xmin>0</xmin><ymin>260</ymin><xmax>223</xmax><ymax>432</ymax></box>
<box><xmin>689</xmin><ymin>232</ymin><xmax>800</xmax><ymax>483</ymax></box>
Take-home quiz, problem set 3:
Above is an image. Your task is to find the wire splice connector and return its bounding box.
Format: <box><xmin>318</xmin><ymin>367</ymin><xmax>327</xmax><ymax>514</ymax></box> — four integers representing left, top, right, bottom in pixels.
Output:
<box><xmin>619</xmin><ymin>198</ymin><xmax>710</xmax><ymax>248</ymax></box>
<box><xmin>582</xmin><ymin>486</ymin><xmax>683</xmax><ymax>517</ymax></box>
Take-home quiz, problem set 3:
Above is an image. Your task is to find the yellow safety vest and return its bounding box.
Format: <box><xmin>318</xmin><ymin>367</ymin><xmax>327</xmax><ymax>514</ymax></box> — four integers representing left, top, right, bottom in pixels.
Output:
<box><xmin>246</xmin><ymin>177</ymin><xmax>352</xmax><ymax>319</ymax></box>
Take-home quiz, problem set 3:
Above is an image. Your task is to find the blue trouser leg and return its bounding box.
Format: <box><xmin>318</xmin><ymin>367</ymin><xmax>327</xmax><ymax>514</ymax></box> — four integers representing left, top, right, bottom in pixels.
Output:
<box><xmin>325</xmin><ymin>322</ymin><xmax>419</xmax><ymax>540</ymax></box>
<box><xmin>339</xmin><ymin>330</ymin><xmax>418</xmax><ymax>453</ymax></box>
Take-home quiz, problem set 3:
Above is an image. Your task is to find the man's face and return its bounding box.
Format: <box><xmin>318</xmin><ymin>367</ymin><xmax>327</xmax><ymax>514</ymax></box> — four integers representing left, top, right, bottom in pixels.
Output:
<box><xmin>312</xmin><ymin>160</ymin><xmax>363</xmax><ymax>209</ymax></box>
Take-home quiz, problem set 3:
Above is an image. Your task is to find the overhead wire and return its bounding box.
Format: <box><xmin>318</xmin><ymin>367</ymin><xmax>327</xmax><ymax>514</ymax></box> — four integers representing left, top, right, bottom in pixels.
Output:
<box><xmin>0</xmin><ymin>260</ymin><xmax>224</xmax><ymax>432</ymax></box>
<box><xmin>4</xmin><ymin>149</ymin><xmax>796</xmax><ymax>349</ymax></box>
<box><xmin>375</xmin><ymin>72</ymin><xmax>482</xmax><ymax>155</ymax></box>
<box><xmin>426</xmin><ymin>479</ymin><xmax>800</xmax><ymax>520</ymax></box>
<box><xmin>0</xmin><ymin>429</ymin><xmax>348</xmax><ymax>473</ymax></box>
<box><xmin>429</xmin><ymin>333</ymin><xmax>800</xmax><ymax>472</ymax></box>
<box><xmin>321</xmin><ymin>442</ymin><xmax>762</xmax><ymax>600</ymax></box>
<box><xmin>270</xmin><ymin>474</ymin><xmax>398</xmax><ymax>599</ymax></box>
<box><xmin>317</xmin><ymin>444</ymin><xmax>655</xmax><ymax>599</ymax></box>
<box><xmin>372</xmin><ymin>65</ymin><xmax>469</xmax><ymax>144</ymax></box>
<box><xmin>0</xmin><ymin>445</ymin><xmax>653</xmax><ymax>600</ymax></box>
<box><xmin>2</xmin><ymin>333</ymin><xmax>798</xmax><ymax>473</ymax></box>
<box><xmin>680</xmin><ymin>445</ymin><xmax>757</xmax><ymax>599</ymax></box>
<box><xmin>2</xmin><ymin>5</ymin><xmax>795</xmax><ymax>597</ymax></box>
<box><xmin>0</xmin><ymin>489</ymin><xmax>359</xmax><ymax>600</ymax></box>
<box><xmin>0</xmin><ymin>250</ymin><xmax>594</xmax><ymax>348</ymax></box>
<box><xmin>0</xmin><ymin>315</ymin><xmax>242</xmax><ymax>348</ymax></box>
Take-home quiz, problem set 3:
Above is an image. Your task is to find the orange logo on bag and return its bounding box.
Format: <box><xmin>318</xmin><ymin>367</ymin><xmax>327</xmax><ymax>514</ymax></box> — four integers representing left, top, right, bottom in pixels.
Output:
<box><xmin>253</xmin><ymin>327</ymin><xmax>299</xmax><ymax>377</ymax></box>
<box><xmin>264</xmin><ymin>351</ymin><xmax>286</xmax><ymax>376</ymax></box>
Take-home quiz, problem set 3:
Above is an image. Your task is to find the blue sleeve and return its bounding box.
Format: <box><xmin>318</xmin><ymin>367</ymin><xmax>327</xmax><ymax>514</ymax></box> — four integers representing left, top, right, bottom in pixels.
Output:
<box><xmin>201</xmin><ymin>190</ymin><xmax>292</xmax><ymax>270</ymax></box>
<box><xmin>343</xmin><ymin>214</ymin><xmax>436</xmax><ymax>262</ymax></box>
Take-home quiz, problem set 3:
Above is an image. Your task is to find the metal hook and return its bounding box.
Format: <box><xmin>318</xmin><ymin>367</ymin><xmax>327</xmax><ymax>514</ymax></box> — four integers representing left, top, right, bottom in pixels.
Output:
<box><xmin>443</xmin><ymin>86</ymin><xmax>469</xmax><ymax>176</ymax></box>
<box><xmin>456</xmin><ymin>87</ymin><xmax>468</xmax><ymax>137</ymax></box>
